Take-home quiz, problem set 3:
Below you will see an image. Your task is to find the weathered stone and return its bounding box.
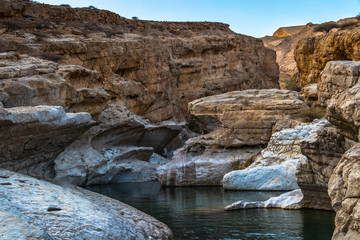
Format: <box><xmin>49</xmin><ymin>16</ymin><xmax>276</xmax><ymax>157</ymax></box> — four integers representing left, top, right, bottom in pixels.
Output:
<box><xmin>53</xmin><ymin>103</ymin><xmax>185</xmax><ymax>186</ymax></box>
<box><xmin>295</xmin><ymin>29</ymin><xmax>360</xmax><ymax>86</ymax></box>
<box><xmin>0</xmin><ymin>105</ymin><xmax>95</xmax><ymax>179</ymax></box>
<box><xmin>189</xmin><ymin>89</ymin><xmax>309</xmax><ymax>147</ymax></box>
<box><xmin>0</xmin><ymin>0</ymin><xmax>279</xmax><ymax>122</ymax></box>
<box><xmin>328</xmin><ymin>143</ymin><xmax>360</xmax><ymax>240</ymax></box>
<box><xmin>0</xmin><ymin>169</ymin><xmax>173</xmax><ymax>240</ymax></box>
<box><xmin>300</xmin><ymin>83</ymin><xmax>318</xmax><ymax>107</ymax></box>
<box><xmin>157</xmin><ymin>144</ymin><xmax>262</xmax><ymax>186</ymax></box>
<box><xmin>223</xmin><ymin>119</ymin><xmax>345</xmax><ymax>207</ymax></box>
<box><xmin>225</xmin><ymin>189</ymin><xmax>303</xmax><ymax>211</ymax></box>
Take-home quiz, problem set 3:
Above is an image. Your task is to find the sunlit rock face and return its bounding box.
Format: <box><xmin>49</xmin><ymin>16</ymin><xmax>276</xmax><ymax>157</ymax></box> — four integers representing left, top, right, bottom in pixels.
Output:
<box><xmin>0</xmin><ymin>169</ymin><xmax>173</xmax><ymax>240</ymax></box>
<box><xmin>223</xmin><ymin>119</ymin><xmax>346</xmax><ymax>211</ymax></box>
<box><xmin>0</xmin><ymin>105</ymin><xmax>95</xmax><ymax>179</ymax></box>
<box><xmin>0</xmin><ymin>0</ymin><xmax>279</xmax><ymax>122</ymax></box>
<box><xmin>158</xmin><ymin>89</ymin><xmax>309</xmax><ymax>186</ymax></box>
<box><xmin>328</xmin><ymin>143</ymin><xmax>360</xmax><ymax>240</ymax></box>
<box><xmin>295</xmin><ymin>28</ymin><xmax>360</xmax><ymax>86</ymax></box>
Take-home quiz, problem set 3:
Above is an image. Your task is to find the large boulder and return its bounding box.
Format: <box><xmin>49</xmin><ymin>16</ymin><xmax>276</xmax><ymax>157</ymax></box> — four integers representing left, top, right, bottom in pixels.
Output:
<box><xmin>223</xmin><ymin>119</ymin><xmax>345</xmax><ymax>210</ymax></box>
<box><xmin>328</xmin><ymin>143</ymin><xmax>360</xmax><ymax>240</ymax></box>
<box><xmin>0</xmin><ymin>105</ymin><xmax>95</xmax><ymax>179</ymax></box>
<box><xmin>0</xmin><ymin>169</ymin><xmax>173</xmax><ymax>240</ymax></box>
<box><xmin>158</xmin><ymin>89</ymin><xmax>309</xmax><ymax>186</ymax></box>
<box><xmin>53</xmin><ymin>102</ymin><xmax>185</xmax><ymax>186</ymax></box>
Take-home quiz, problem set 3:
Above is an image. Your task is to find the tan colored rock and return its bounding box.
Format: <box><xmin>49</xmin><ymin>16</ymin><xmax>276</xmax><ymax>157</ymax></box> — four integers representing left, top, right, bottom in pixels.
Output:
<box><xmin>158</xmin><ymin>89</ymin><xmax>308</xmax><ymax>186</ymax></box>
<box><xmin>328</xmin><ymin>143</ymin><xmax>360</xmax><ymax>240</ymax></box>
<box><xmin>317</xmin><ymin>61</ymin><xmax>360</xmax><ymax>141</ymax></box>
<box><xmin>300</xmin><ymin>83</ymin><xmax>318</xmax><ymax>107</ymax></box>
<box><xmin>0</xmin><ymin>0</ymin><xmax>279</xmax><ymax>122</ymax></box>
<box><xmin>295</xmin><ymin>28</ymin><xmax>360</xmax><ymax>86</ymax></box>
<box><xmin>189</xmin><ymin>89</ymin><xmax>309</xmax><ymax>147</ymax></box>
<box><xmin>0</xmin><ymin>52</ymin><xmax>109</xmax><ymax>115</ymax></box>
<box><xmin>0</xmin><ymin>169</ymin><xmax>173</xmax><ymax>240</ymax></box>
<box><xmin>0</xmin><ymin>105</ymin><xmax>95</xmax><ymax>179</ymax></box>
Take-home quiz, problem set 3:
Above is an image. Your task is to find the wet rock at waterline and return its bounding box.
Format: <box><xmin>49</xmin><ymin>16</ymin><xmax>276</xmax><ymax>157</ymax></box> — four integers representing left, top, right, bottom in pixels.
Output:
<box><xmin>225</xmin><ymin>189</ymin><xmax>303</xmax><ymax>211</ymax></box>
<box><xmin>0</xmin><ymin>105</ymin><xmax>95</xmax><ymax>179</ymax></box>
<box><xmin>157</xmin><ymin>144</ymin><xmax>262</xmax><ymax>186</ymax></box>
<box><xmin>223</xmin><ymin>120</ymin><xmax>345</xmax><ymax>211</ymax></box>
<box><xmin>53</xmin><ymin>103</ymin><xmax>185</xmax><ymax>186</ymax></box>
<box><xmin>0</xmin><ymin>169</ymin><xmax>173</xmax><ymax>240</ymax></box>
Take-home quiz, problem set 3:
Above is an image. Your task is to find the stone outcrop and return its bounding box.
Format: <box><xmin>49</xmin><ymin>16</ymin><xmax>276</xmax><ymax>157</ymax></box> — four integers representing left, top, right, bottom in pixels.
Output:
<box><xmin>0</xmin><ymin>52</ymin><xmax>109</xmax><ymax>115</ymax></box>
<box><xmin>295</xmin><ymin>28</ymin><xmax>360</xmax><ymax>86</ymax></box>
<box><xmin>53</xmin><ymin>102</ymin><xmax>184</xmax><ymax>186</ymax></box>
<box><xmin>223</xmin><ymin>119</ymin><xmax>345</xmax><ymax>210</ymax></box>
<box><xmin>328</xmin><ymin>143</ymin><xmax>360</xmax><ymax>240</ymax></box>
<box><xmin>225</xmin><ymin>189</ymin><xmax>303</xmax><ymax>211</ymax></box>
<box><xmin>262</xmin><ymin>23</ymin><xmax>320</xmax><ymax>87</ymax></box>
<box><xmin>0</xmin><ymin>169</ymin><xmax>173</xmax><ymax>240</ymax></box>
<box><xmin>0</xmin><ymin>0</ymin><xmax>279</xmax><ymax>122</ymax></box>
<box><xmin>0</xmin><ymin>105</ymin><xmax>95</xmax><ymax>179</ymax></box>
<box><xmin>158</xmin><ymin>89</ymin><xmax>308</xmax><ymax>186</ymax></box>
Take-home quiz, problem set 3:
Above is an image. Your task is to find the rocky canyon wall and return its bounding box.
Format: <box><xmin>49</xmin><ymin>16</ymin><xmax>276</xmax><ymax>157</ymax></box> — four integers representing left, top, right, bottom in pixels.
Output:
<box><xmin>0</xmin><ymin>0</ymin><xmax>279</xmax><ymax>122</ymax></box>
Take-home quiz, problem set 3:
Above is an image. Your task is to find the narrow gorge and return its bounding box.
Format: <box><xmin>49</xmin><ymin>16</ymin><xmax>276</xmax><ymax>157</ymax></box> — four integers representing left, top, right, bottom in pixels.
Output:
<box><xmin>0</xmin><ymin>0</ymin><xmax>360</xmax><ymax>239</ymax></box>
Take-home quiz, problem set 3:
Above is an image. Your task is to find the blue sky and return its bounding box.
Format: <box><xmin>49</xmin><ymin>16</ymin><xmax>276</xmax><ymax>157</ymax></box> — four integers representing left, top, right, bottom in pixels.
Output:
<box><xmin>38</xmin><ymin>0</ymin><xmax>360</xmax><ymax>37</ymax></box>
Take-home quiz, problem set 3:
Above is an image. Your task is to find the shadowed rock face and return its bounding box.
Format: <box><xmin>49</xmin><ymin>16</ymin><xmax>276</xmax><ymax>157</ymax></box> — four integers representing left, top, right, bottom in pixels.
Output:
<box><xmin>0</xmin><ymin>0</ymin><xmax>279</xmax><ymax>122</ymax></box>
<box><xmin>53</xmin><ymin>103</ymin><xmax>185</xmax><ymax>186</ymax></box>
<box><xmin>0</xmin><ymin>105</ymin><xmax>95</xmax><ymax>179</ymax></box>
<box><xmin>0</xmin><ymin>169</ymin><xmax>173</xmax><ymax>240</ymax></box>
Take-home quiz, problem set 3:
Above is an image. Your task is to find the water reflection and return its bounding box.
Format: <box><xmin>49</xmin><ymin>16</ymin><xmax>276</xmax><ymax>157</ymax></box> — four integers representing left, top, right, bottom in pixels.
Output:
<box><xmin>86</xmin><ymin>182</ymin><xmax>334</xmax><ymax>240</ymax></box>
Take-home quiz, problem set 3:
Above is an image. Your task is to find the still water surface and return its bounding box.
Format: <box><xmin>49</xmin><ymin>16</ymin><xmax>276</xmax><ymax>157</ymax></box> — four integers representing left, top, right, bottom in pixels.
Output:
<box><xmin>87</xmin><ymin>182</ymin><xmax>335</xmax><ymax>240</ymax></box>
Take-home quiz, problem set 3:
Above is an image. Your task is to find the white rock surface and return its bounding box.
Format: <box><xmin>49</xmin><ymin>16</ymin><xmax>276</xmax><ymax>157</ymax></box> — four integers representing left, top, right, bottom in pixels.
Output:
<box><xmin>0</xmin><ymin>169</ymin><xmax>173</xmax><ymax>240</ymax></box>
<box><xmin>223</xmin><ymin>119</ymin><xmax>332</xmax><ymax>191</ymax></box>
<box><xmin>225</xmin><ymin>189</ymin><xmax>303</xmax><ymax>211</ymax></box>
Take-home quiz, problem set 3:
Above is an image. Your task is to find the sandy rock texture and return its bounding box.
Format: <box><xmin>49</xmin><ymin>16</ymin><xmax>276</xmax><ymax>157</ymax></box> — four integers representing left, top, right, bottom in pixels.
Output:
<box><xmin>328</xmin><ymin>143</ymin><xmax>360</xmax><ymax>240</ymax></box>
<box><xmin>0</xmin><ymin>169</ymin><xmax>173</xmax><ymax>240</ymax></box>
<box><xmin>295</xmin><ymin>28</ymin><xmax>360</xmax><ymax>86</ymax></box>
<box><xmin>0</xmin><ymin>105</ymin><xmax>94</xmax><ymax>179</ymax></box>
<box><xmin>158</xmin><ymin>89</ymin><xmax>308</xmax><ymax>186</ymax></box>
<box><xmin>0</xmin><ymin>0</ymin><xmax>279</xmax><ymax>122</ymax></box>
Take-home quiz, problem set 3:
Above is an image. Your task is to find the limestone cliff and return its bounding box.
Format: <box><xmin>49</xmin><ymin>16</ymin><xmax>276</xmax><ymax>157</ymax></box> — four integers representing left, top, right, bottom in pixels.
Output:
<box><xmin>295</xmin><ymin>27</ymin><xmax>360</xmax><ymax>86</ymax></box>
<box><xmin>0</xmin><ymin>0</ymin><xmax>279</xmax><ymax>122</ymax></box>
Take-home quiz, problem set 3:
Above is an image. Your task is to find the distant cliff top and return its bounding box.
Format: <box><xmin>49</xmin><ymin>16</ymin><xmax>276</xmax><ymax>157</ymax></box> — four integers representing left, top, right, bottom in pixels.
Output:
<box><xmin>0</xmin><ymin>0</ymin><xmax>233</xmax><ymax>36</ymax></box>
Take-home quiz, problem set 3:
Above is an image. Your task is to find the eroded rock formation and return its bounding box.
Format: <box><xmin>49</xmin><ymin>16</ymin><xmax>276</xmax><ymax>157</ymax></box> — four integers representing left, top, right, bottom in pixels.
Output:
<box><xmin>0</xmin><ymin>0</ymin><xmax>279</xmax><ymax>122</ymax></box>
<box><xmin>54</xmin><ymin>102</ymin><xmax>184</xmax><ymax>186</ymax></box>
<box><xmin>223</xmin><ymin>119</ymin><xmax>345</xmax><ymax>210</ymax></box>
<box><xmin>328</xmin><ymin>143</ymin><xmax>360</xmax><ymax>240</ymax></box>
<box><xmin>0</xmin><ymin>169</ymin><xmax>173</xmax><ymax>240</ymax></box>
<box><xmin>158</xmin><ymin>89</ymin><xmax>309</xmax><ymax>186</ymax></box>
<box><xmin>0</xmin><ymin>105</ymin><xmax>95</xmax><ymax>179</ymax></box>
<box><xmin>295</xmin><ymin>28</ymin><xmax>360</xmax><ymax>86</ymax></box>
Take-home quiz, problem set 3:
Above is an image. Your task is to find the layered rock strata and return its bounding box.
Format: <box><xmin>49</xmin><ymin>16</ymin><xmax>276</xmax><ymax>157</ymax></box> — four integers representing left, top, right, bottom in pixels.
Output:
<box><xmin>0</xmin><ymin>169</ymin><xmax>173</xmax><ymax>240</ymax></box>
<box><xmin>0</xmin><ymin>0</ymin><xmax>279</xmax><ymax>122</ymax></box>
<box><xmin>328</xmin><ymin>143</ymin><xmax>360</xmax><ymax>240</ymax></box>
<box><xmin>158</xmin><ymin>89</ymin><xmax>309</xmax><ymax>186</ymax></box>
<box><xmin>54</xmin><ymin>102</ymin><xmax>184</xmax><ymax>186</ymax></box>
<box><xmin>223</xmin><ymin>119</ymin><xmax>345</xmax><ymax>210</ymax></box>
<box><xmin>295</xmin><ymin>28</ymin><xmax>360</xmax><ymax>86</ymax></box>
<box><xmin>0</xmin><ymin>105</ymin><xmax>95</xmax><ymax>179</ymax></box>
